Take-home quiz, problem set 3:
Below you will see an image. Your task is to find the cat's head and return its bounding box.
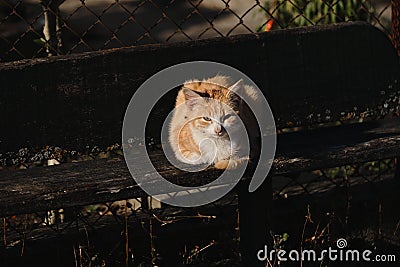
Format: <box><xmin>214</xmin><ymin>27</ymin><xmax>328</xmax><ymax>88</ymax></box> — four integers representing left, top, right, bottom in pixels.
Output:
<box><xmin>180</xmin><ymin>80</ymin><xmax>245</xmax><ymax>138</ymax></box>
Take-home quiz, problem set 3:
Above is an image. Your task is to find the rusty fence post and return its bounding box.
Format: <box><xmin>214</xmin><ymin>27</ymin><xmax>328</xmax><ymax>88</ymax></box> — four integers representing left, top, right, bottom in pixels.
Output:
<box><xmin>238</xmin><ymin>177</ymin><xmax>272</xmax><ymax>266</ymax></box>
<box><xmin>391</xmin><ymin>0</ymin><xmax>400</xmax><ymax>179</ymax></box>
<box><xmin>392</xmin><ymin>0</ymin><xmax>400</xmax><ymax>58</ymax></box>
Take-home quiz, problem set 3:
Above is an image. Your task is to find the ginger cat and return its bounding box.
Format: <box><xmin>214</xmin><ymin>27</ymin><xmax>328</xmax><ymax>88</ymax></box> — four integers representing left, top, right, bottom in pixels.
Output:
<box><xmin>168</xmin><ymin>76</ymin><xmax>260</xmax><ymax>170</ymax></box>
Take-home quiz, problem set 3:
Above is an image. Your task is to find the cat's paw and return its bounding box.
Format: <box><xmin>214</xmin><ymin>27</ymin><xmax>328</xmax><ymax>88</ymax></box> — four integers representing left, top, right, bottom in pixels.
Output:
<box><xmin>181</xmin><ymin>151</ymin><xmax>201</xmax><ymax>164</ymax></box>
<box><xmin>215</xmin><ymin>158</ymin><xmax>248</xmax><ymax>170</ymax></box>
<box><xmin>215</xmin><ymin>159</ymin><xmax>230</xmax><ymax>169</ymax></box>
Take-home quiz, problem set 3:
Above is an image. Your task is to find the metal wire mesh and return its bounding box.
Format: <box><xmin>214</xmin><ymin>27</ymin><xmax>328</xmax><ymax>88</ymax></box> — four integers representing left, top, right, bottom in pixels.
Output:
<box><xmin>1</xmin><ymin>159</ymin><xmax>398</xmax><ymax>265</ymax></box>
<box><xmin>0</xmin><ymin>0</ymin><xmax>399</xmax><ymax>265</ymax></box>
<box><xmin>0</xmin><ymin>0</ymin><xmax>393</xmax><ymax>62</ymax></box>
<box><xmin>0</xmin><ymin>194</ymin><xmax>241</xmax><ymax>265</ymax></box>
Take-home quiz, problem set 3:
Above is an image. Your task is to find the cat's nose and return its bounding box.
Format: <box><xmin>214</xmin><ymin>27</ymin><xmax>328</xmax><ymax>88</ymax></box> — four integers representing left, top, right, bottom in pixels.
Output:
<box><xmin>215</xmin><ymin>125</ymin><xmax>225</xmax><ymax>136</ymax></box>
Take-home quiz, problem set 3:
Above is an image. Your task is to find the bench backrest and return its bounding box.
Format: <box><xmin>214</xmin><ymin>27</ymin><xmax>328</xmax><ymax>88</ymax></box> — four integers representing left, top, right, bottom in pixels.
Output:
<box><xmin>0</xmin><ymin>22</ymin><xmax>398</xmax><ymax>153</ymax></box>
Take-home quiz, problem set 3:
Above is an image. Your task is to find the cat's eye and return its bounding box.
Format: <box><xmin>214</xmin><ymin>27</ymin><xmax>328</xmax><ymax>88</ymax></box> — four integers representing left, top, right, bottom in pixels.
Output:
<box><xmin>202</xmin><ymin>116</ymin><xmax>211</xmax><ymax>121</ymax></box>
<box><xmin>223</xmin><ymin>114</ymin><xmax>233</xmax><ymax>120</ymax></box>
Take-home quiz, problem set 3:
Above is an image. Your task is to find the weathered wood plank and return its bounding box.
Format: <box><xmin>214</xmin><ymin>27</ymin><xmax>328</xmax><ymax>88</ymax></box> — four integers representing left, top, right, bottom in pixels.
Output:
<box><xmin>3</xmin><ymin>177</ymin><xmax>398</xmax><ymax>266</ymax></box>
<box><xmin>0</xmin><ymin>118</ymin><xmax>399</xmax><ymax>217</ymax></box>
<box><xmin>0</xmin><ymin>22</ymin><xmax>398</xmax><ymax>152</ymax></box>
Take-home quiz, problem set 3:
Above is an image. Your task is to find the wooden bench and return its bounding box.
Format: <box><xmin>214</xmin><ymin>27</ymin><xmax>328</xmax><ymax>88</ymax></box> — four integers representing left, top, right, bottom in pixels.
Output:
<box><xmin>0</xmin><ymin>22</ymin><xmax>399</xmax><ymax>266</ymax></box>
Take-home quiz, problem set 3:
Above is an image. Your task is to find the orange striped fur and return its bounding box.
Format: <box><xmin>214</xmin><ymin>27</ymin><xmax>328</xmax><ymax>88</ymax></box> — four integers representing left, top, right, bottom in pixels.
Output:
<box><xmin>168</xmin><ymin>76</ymin><xmax>259</xmax><ymax>169</ymax></box>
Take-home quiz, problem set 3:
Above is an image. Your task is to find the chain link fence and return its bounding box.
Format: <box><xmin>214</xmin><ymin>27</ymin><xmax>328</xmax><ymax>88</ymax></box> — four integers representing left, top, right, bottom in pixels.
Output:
<box><xmin>0</xmin><ymin>146</ymin><xmax>399</xmax><ymax>265</ymax></box>
<box><xmin>0</xmin><ymin>0</ymin><xmax>394</xmax><ymax>62</ymax></box>
<box><xmin>1</xmin><ymin>0</ymin><xmax>400</xmax><ymax>266</ymax></box>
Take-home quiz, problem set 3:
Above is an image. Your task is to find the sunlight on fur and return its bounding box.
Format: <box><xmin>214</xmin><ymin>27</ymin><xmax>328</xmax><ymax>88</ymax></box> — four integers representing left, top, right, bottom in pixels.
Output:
<box><xmin>168</xmin><ymin>75</ymin><xmax>260</xmax><ymax>170</ymax></box>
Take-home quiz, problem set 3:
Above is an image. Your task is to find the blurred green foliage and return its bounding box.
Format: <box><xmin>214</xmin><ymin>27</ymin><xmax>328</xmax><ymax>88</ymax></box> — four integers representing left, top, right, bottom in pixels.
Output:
<box><xmin>261</xmin><ymin>0</ymin><xmax>374</xmax><ymax>30</ymax></box>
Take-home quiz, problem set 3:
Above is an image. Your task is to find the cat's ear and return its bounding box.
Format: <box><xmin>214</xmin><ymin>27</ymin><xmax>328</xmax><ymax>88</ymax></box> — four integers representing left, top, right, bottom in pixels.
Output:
<box><xmin>182</xmin><ymin>88</ymin><xmax>203</xmax><ymax>110</ymax></box>
<box><xmin>229</xmin><ymin>79</ymin><xmax>245</xmax><ymax>95</ymax></box>
<box><xmin>227</xmin><ymin>79</ymin><xmax>245</xmax><ymax>103</ymax></box>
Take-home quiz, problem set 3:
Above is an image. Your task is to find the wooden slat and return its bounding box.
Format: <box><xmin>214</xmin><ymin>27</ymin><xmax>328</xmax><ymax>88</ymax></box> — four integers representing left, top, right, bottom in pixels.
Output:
<box><xmin>0</xmin><ymin>22</ymin><xmax>398</xmax><ymax>152</ymax></box>
<box><xmin>1</xmin><ymin>118</ymin><xmax>399</xmax><ymax>217</ymax></box>
<box><xmin>3</xmin><ymin>177</ymin><xmax>399</xmax><ymax>266</ymax></box>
